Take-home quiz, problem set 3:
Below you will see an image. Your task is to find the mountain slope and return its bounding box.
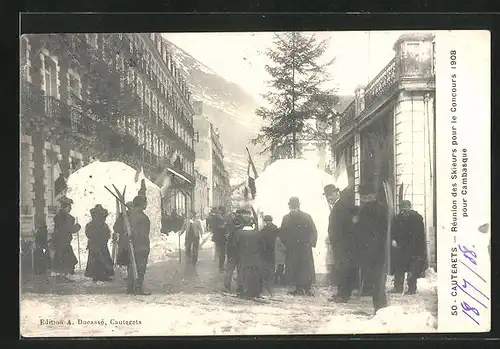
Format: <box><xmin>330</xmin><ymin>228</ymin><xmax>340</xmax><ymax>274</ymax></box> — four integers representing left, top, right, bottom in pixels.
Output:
<box><xmin>162</xmin><ymin>38</ymin><xmax>266</xmax><ymax>185</ymax></box>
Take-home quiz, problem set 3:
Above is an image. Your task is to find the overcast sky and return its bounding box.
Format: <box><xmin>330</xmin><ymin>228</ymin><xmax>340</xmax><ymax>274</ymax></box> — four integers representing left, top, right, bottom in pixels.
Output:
<box><xmin>162</xmin><ymin>31</ymin><xmax>434</xmax><ymax>101</ymax></box>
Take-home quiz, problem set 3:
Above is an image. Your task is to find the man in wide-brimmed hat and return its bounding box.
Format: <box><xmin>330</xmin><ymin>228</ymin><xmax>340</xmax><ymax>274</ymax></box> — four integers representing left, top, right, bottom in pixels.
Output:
<box><xmin>126</xmin><ymin>195</ymin><xmax>151</xmax><ymax>295</ymax></box>
<box><xmin>52</xmin><ymin>196</ymin><xmax>81</xmax><ymax>282</ymax></box>
<box><xmin>84</xmin><ymin>204</ymin><xmax>114</xmax><ymax>282</ymax></box>
<box><xmin>279</xmin><ymin>197</ymin><xmax>318</xmax><ymax>296</ymax></box>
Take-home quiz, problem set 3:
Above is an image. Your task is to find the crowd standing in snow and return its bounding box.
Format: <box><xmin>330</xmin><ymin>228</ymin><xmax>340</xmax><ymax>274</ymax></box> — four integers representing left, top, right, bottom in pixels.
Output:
<box><xmin>27</xmin><ymin>177</ymin><xmax>428</xmax><ymax>315</ymax></box>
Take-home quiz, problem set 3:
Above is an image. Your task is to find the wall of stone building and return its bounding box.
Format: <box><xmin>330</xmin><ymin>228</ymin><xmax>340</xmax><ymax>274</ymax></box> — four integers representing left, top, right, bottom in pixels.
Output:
<box><xmin>394</xmin><ymin>89</ymin><xmax>436</xmax><ymax>266</ymax></box>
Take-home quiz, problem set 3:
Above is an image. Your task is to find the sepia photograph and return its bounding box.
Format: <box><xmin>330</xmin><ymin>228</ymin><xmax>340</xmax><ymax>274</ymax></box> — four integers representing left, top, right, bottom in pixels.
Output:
<box><xmin>19</xmin><ymin>27</ymin><xmax>490</xmax><ymax>336</ymax></box>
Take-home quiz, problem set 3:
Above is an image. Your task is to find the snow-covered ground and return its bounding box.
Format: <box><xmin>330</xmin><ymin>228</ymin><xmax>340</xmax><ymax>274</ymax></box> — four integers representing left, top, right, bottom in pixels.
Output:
<box><xmin>20</xmin><ymin>243</ymin><xmax>437</xmax><ymax>337</ymax></box>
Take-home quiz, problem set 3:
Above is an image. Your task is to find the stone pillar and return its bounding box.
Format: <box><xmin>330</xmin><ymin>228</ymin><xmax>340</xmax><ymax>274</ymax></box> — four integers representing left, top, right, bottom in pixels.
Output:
<box><xmin>394</xmin><ymin>33</ymin><xmax>435</xmax><ymax>80</ymax></box>
<box><xmin>353</xmin><ymin>131</ymin><xmax>361</xmax><ymax>206</ymax></box>
<box><xmin>394</xmin><ymin>91</ymin><xmax>427</xmax><ymax>214</ymax></box>
<box><xmin>20</xmin><ymin>135</ymin><xmax>36</xmax><ymax>215</ymax></box>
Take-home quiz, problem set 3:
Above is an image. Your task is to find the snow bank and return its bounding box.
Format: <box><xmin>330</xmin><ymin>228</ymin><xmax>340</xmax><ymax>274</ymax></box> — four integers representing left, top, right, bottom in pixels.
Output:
<box><xmin>65</xmin><ymin>161</ymin><xmax>168</xmax><ymax>264</ymax></box>
<box><xmin>252</xmin><ymin>159</ymin><xmax>337</xmax><ymax>274</ymax></box>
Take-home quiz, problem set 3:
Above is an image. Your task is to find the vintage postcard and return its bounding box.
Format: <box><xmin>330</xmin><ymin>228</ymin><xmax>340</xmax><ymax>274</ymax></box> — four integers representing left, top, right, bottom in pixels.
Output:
<box><xmin>19</xmin><ymin>29</ymin><xmax>490</xmax><ymax>336</ymax></box>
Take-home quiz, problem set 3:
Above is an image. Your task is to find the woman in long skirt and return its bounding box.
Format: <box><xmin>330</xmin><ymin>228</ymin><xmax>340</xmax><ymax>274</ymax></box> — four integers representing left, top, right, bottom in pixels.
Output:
<box><xmin>84</xmin><ymin>204</ymin><xmax>114</xmax><ymax>282</ymax></box>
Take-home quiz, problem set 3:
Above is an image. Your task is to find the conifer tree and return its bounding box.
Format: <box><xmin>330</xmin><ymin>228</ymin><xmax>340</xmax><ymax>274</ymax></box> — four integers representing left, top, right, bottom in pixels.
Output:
<box><xmin>252</xmin><ymin>32</ymin><xmax>336</xmax><ymax>161</ymax></box>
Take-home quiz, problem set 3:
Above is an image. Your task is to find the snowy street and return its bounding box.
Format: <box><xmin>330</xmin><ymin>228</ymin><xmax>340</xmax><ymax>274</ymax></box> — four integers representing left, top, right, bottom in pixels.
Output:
<box><xmin>21</xmin><ymin>242</ymin><xmax>437</xmax><ymax>337</ymax></box>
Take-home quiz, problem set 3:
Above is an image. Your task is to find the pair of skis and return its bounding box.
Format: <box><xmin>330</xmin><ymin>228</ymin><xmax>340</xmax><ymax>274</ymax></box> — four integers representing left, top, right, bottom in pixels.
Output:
<box><xmin>110</xmin><ymin>186</ymin><xmax>126</xmax><ymax>266</ymax></box>
<box><xmin>105</xmin><ymin>184</ymin><xmax>139</xmax><ymax>282</ymax></box>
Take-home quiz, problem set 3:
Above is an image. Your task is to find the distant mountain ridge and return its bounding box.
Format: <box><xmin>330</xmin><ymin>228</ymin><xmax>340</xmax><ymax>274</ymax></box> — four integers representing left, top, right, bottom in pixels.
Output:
<box><xmin>163</xmin><ymin>38</ymin><xmax>266</xmax><ymax>185</ymax></box>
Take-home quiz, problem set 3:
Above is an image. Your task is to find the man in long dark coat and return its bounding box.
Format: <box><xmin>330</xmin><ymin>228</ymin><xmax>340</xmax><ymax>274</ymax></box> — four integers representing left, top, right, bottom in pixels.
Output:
<box><xmin>127</xmin><ymin>195</ymin><xmax>151</xmax><ymax>295</ymax></box>
<box><xmin>354</xmin><ymin>183</ymin><xmax>389</xmax><ymax>313</ymax></box>
<box><xmin>52</xmin><ymin>197</ymin><xmax>81</xmax><ymax>282</ymax></box>
<box><xmin>84</xmin><ymin>204</ymin><xmax>114</xmax><ymax>282</ymax></box>
<box><xmin>260</xmin><ymin>215</ymin><xmax>279</xmax><ymax>291</ymax></box>
<box><xmin>279</xmin><ymin>197</ymin><xmax>318</xmax><ymax>296</ymax></box>
<box><xmin>237</xmin><ymin>210</ymin><xmax>264</xmax><ymax>298</ymax></box>
<box><xmin>325</xmin><ymin>184</ymin><xmax>358</xmax><ymax>302</ymax></box>
<box><xmin>212</xmin><ymin>206</ymin><xmax>228</xmax><ymax>272</ymax></box>
<box><xmin>34</xmin><ymin>218</ymin><xmax>51</xmax><ymax>276</ymax></box>
<box><xmin>390</xmin><ymin>200</ymin><xmax>426</xmax><ymax>294</ymax></box>
<box><xmin>224</xmin><ymin>212</ymin><xmax>244</xmax><ymax>294</ymax></box>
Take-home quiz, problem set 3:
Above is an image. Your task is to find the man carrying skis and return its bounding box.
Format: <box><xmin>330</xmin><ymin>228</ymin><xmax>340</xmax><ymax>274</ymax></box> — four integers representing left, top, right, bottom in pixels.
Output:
<box><xmin>126</xmin><ymin>195</ymin><xmax>151</xmax><ymax>295</ymax></box>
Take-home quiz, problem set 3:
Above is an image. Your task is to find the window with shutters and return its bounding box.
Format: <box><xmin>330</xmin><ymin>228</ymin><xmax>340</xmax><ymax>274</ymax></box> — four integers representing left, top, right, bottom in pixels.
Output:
<box><xmin>67</xmin><ymin>69</ymin><xmax>82</xmax><ymax>103</ymax></box>
<box><xmin>41</xmin><ymin>54</ymin><xmax>58</xmax><ymax>98</ymax></box>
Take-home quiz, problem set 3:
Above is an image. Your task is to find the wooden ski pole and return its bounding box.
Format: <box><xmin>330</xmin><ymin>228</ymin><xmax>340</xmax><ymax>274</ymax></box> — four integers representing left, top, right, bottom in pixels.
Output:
<box><xmin>105</xmin><ymin>185</ymin><xmax>139</xmax><ymax>282</ymax></box>
<box><xmin>112</xmin><ymin>197</ymin><xmax>120</xmax><ymax>266</ymax></box>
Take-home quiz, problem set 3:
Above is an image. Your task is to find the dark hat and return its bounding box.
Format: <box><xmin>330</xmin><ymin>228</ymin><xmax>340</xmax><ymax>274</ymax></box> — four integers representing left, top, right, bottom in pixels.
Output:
<box><xmin>263</xmin><ymin>215</ymin><xmax>273</xmax><ymax>222</ymax></box>
<box><xmin>90</xmin><ymin>204</ymin><xmax>109</xmax><ymax>217</ymax></box>
<box><xmin>324</xmin><ymin>184</ymin><xmax>339</xmax><ymax>195</ymax></box>
<box><xmin>132</xmin><ymin>195</ymin><xmax>147</xmax><ymax>208</ymax></box>
<box><xmin>358</xmin><ymin>182</ymin><xmax>376</xmax><ymax>196</ymax></box>
<box><xmin>288</xmin><ymin>196</ymin><xmax>300</xmax><ymax>208</ymax></box>
<box><xmin>400</xmin><ymin>200</ymin><xmax>412</xmax><ymax>209</ymax></box>
<box><xmin>59</xmin><ymin>196</ymin><xmax>74</xmax><ymax>207</ymax></box>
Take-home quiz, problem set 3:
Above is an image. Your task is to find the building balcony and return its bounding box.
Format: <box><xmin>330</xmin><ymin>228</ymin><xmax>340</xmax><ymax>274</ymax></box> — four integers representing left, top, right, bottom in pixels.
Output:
<box><xmin>335</xmin><ymin>34</ymin><xmax>435</xmax><ymax>138</ymax></box>
<box><xmin>21</xmin><ymin>80</ymin><xmax>97</xmax><ymax>139</ymax></box>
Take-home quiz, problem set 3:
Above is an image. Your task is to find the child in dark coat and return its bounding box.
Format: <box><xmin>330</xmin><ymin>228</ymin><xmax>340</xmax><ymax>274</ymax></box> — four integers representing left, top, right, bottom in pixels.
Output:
<box><xmin>259</xmin><ymin>215</ymin><xmax>279</xmax><ymax>291</ymax></box>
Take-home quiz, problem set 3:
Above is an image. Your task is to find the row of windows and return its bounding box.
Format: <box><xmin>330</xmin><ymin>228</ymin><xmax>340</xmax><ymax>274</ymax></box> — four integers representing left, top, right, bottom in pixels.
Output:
<box><xmin>21</xmin><ymin>36</ymin><xmax>195</xmax><ymax>178</ymax></box>
<box><xmin>127</xmin><ymin>34</ymin><xmax>191</xmax><ymax>123</ymax></box>
<box><xmin>123</xmin><ymin>64</ymin><xmax>193</xmax><ymax>149</ymax></box>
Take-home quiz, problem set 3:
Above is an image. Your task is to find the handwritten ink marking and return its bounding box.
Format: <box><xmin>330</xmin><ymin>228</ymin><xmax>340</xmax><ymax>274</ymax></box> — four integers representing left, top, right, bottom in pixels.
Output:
<box><xmin>458</xmin><ymin>245</ymin><xmax>477</xmax><ymax>265</ymax></box>
<box><xmin>456</xmin><ymin>244</ymin><xmax>489</xmax><ymax>326</ymax></box>
<box><xmin>457</xmin><ymin>284</ymin><xmax>487</xmax><ymax>309</ymax></box>
<box><xmin>459</xmin><ymin>260</ymin><xmax>486</xmax><ymax>283</ymax></box>
<box><xmin>461</xmin><ymin>302</ymin><xmax>480</xmax><ymax>325</ymax></box>
<box><xmin>461</xmin><ymin>278</ymin><xmax>489</xmax><ymax>300</ymax></box>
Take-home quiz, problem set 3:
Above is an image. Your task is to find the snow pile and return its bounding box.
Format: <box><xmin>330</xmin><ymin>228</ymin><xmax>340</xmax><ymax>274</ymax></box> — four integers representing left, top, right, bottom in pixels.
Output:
<box><xmin>418</xmin><ymin>268</ymin><xmax>438</xmax><ymax>294</ymax></box>
<box><xmin>252</xmin><ymin>159</ymin><xmax>337</xmax><ymax>275</ymax></box>
<box><xmin>65</xmin><ymin>161</ymin><xmax>168</xmax><ymax>265</ymax></box>
<box><xmin>316</xmin><ymin>302</ymin><xmax>436</xmax><ymax>335</ymax></box>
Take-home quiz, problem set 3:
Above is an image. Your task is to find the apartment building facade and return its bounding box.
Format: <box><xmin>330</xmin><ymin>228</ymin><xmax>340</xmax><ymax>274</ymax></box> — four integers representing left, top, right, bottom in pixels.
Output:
<box><xmin>20</xmin><ymin>33</ymin><xmax>196</xmax><ymax>237</ymax></box>
<box><xmin>192</xmin><ymin>101</ymin><xmax>231</xmax><ymax>211</ymax></box>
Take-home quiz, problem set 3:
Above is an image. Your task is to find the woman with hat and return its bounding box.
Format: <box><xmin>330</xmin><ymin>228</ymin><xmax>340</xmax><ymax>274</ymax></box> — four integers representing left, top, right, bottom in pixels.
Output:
<box><xmin>52</xmin><ymin>196</ymin><xmax>81</xmax><ymax>282</ymax></box>
<box><xmin>84</xmin><ymin>204</ymin><xmax>114</xmax><ymax>282</ymax></box>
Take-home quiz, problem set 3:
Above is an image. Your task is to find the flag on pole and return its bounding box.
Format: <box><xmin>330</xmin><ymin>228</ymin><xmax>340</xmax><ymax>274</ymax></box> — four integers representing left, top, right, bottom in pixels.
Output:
<box><xmin>335</xmin><ymin>152</ymin><xmax>349</xmax><ymax>192</ymax></box>
<box><xmin>246</xmin><ymin>147</ymin><xmax>258</xmax><ymax>200</ymax></box>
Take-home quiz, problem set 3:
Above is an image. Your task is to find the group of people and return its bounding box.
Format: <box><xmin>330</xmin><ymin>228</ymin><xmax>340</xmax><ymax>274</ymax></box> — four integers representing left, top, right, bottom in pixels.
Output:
<box><xmin>326</xmin><ymin>182</ymin><xmax>427</xmax><ymax>312</ymax></box>
<box><xmin>31</xmin><ymin>194</ymin><xmax>152</xmax><ymax>295</ymax></box>
<box><xmin>28</xmin><ymin>179</ymin><xmax>427</xmax><ymax>311</ymax></box>
<box><xmin>201</xmin><ymin>198</ymin><xmax>317</xmax><ymax>299</ymax></box>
